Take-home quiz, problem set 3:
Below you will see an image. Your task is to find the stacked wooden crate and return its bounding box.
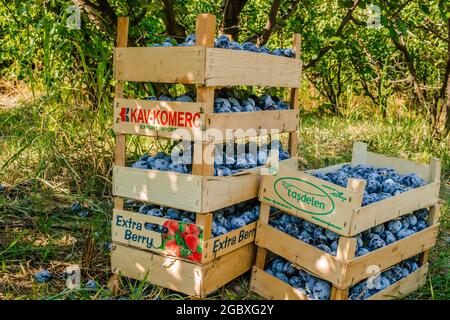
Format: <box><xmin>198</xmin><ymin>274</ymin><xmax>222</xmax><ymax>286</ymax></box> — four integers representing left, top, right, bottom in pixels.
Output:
<box><xmin>109</xmin><ymin>14</ymin><xmax>302</xmax><ymax>298</ymax></box>
<box><xmin>250</xmin><ymin>142</ymin><xmax>441</xmax><ymax>300</ymax></box>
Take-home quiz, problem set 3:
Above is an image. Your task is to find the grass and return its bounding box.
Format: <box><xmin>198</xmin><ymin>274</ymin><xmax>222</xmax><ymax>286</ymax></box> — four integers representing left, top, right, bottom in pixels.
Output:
<box><xmin>0</xmin><ymin>96</ymin><xmax>449</xmax><ymax>300</ymax></box>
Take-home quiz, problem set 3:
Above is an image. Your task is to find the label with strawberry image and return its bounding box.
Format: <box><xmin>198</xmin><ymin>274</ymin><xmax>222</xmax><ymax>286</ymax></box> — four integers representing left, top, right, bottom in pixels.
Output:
<box><xmin>112</xmin><ymin>212</ymin><xmax>204</xmax><ymax>263</ymax></box>
<box><xmin>161</xmin><ymin>220</ymin><xmax>204</xmax><ymax>263</ymax></box>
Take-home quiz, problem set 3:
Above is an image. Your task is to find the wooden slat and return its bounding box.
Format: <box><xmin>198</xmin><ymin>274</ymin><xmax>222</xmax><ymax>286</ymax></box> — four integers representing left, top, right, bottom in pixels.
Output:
<box><xmin>353</xmin><ymin>182</ymin><xmax>440</xmax><ymax>235</ymax></box>
<box><xmin>193</xmin><ymin>14</ymin><xmax>216</xmax><ymax>175</ymax></box>
<box><xmin>429</xmin><ymin>157</ymin><xmax>441</xmax><ymax>183</ymax></box>
<box><xmin>344</xmin><ymin>224</ymin><xmax>438</xmax><ymax>288</ymax></box>
<box><xmin>306</xmin><ymin>162</ymin><xmax>348</xmax><ymax>175</ymax></box>
<box><xmin>112</xmin><ymin>209</ymin><xmax>178</xmax><ymax>254</ymax></box>
<box><xmin>112</xmin><ymin>209</ymin><xmax>256</xmax><ymax>264</ymax></box>
<box><xmin>114</xmin><ymin>17</ymin><xmax>129</xmax><ymax>211</ymax></box>
<box><xmin>255</xmin><ymin>222</ymin><xmax>344</xmax><ymax>285</ymax></box>
<box><xmin>202</xmin><ymin>244</ymin><xmax>256</xmax><ymax>294</ymax></box>
<box><xmin>204</xmin><ymin>110</ymin><xmax>299</xmax><ymax>141</ymax></box>
<box><xmin>196</xmin><ymin>213</ymin><xmax>212</xmax><ymax>240</ymax></box>
<box><xmin>111</xmin><ymin>244</ymin><xmax>203</xmax><ymax>296</ymax></box>
<box><xmin>364</xmin><ymin>150</ymin><xmax>432</xmax><ymax>182</ymax></box>
<box><xmin>195</xmin><ymin>14</ymin><xmax>216</xmax><ymax>47</ymax></box>
<box><xmin>351</xmin><ymin>142</ymin><xmax>368</xmax><ymax>165</ymax></box>
<box><xmin>113</xmin><ymin>98</ymin><xmax>204</xmax><ymax>138</ymax></box>
<box><xmin>113</xmin><ymin>166</ymin><xmax>203</xmax><ymax>212</ymax></box>
<box><xmin>192</xmin><ymin>87</ymin><xmax>215</xmax><ymax>175</ymax></box>
<box><xmin>418</xmin><ymin>204</ymin><xmax>437</xmax><ymax>264</ymax></box>
<box><xmin>113</xmin><ymin>159</ymin><xmax>294</xmax><ymax>214</ymax></box>
<box><xmin>201</xmin><ymin>174</ymin><xmax>261</xmax><ymax>213</ymax></box>
<box><xmin>331</xmin><ymin>287</ymin><xmax>349</xmax><ymax>300</ymax></box>
<box><xmin>114</xmin><ymin>47</ymin><xmax>205</xmax><ymax>84</ymax></box>
<box><xmin>203</xmin><ymin>222</ymin><xmax>256</xmax><ymax>263</ymax></box>
<box><xmin>250</xmin><ymin>266</ymin><xmax>310</xmax><ymax>300</ymax></box>
<box><xmin>367</xmin><ymin>264</ymin><xmax>428</xmax><ymax>300</ymax></box>
<box><xmin>289</xmin><ymin>34</ymin><xmax>301</xmax><ymax>156</ymax></box>
<box><xmin>204</xmin><ymin>48</ymin><xmax>302</xmax><ymax>88</ymax></box>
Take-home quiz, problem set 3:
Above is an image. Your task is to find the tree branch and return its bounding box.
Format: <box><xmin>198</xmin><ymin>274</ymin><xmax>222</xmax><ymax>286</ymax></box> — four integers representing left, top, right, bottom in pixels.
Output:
<box><xmin>304</xmin><ymin>0</ymin><xmax>362</xmax><ymax>69</ymax></box>
<box><xmin>73</xmin><ymin>0</ymin><xmax>117</xmax><ymax>37</ymax></box>
<box><xmin>245</xmin><ymin>0</ymin><xmax>301</xmax><ymax>45</ymax></box>
<box><xmin>389</xmin><ymin>27</ymin><xmax>426</xmax><ymax>107</ymax></box>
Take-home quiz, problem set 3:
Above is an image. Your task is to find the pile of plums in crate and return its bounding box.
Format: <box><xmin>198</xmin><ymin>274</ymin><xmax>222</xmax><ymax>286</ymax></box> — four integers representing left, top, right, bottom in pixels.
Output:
<box><xmin>144</xmin><ymin>90</ymin><xmax>290</xmax><ymax>113</ymax></box>
<box><xmin>130</xmin><ymin>139</ymin><xmax>290</xmax><ymax>176</ymax></box>
<box><xmin>150</xmin><ymin>34</ymin><xmax>295</xmax><ymax>58</ymax></box>
<box><xmin>311</xmin><ymin>164</ymin><xmax>426</xmax><ymax>206</ymax></box>
<box><xmin>125</xmin><ymin>199</ymin><xmax>260</xmax><ymax>237</ymax></box>
<box><xmin>265</xmin><ymin>255</ymin><xmax>420</xmax><ymax>300</ymax></box>
<box><xmin>269</xmin><ymin>208</ymin><xmax>429</xmax><ymax>256</ymax></box>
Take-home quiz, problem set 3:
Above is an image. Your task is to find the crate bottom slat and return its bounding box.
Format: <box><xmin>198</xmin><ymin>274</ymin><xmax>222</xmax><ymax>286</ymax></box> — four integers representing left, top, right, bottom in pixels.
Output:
<box><xmin>250</xmin><ymin>264</ymin><xmax>428</xmax><ymax>300</ymax></box>
<box><xmin>111</xmin><ymin>242</ymin><xmax>256</xmax><ymax>298</ymax></box>
<box><xmin>367</xmin><ymin>263</ymin><xmax>428</xmax><ymax>300</ymax></box>
<box><xmin>250</xmin><ymin>266</ymin><xmax>310</xmax><ymax>300</ymax></box>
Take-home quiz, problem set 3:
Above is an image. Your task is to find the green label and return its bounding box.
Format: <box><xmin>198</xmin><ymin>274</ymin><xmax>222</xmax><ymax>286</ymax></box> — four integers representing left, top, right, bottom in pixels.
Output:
<box><xmin>273</xmin><ymin>177</ymin><xmax>336</xmax><ymax>215</ymax></box>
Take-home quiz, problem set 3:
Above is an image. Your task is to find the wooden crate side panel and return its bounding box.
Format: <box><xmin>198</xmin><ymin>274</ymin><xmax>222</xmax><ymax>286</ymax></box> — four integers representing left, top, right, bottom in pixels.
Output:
<box><xmin>113</xmin><ymin>98</ymin><xmax>205</xmax><ymax>139</ymax></box>
<box><xmin>114</xmin><ymin>47</ymin><xmax>205</xmax><ymax>84</ymax></box>
<box><xmin>203</xmin><ymin>222</ymin><xmax>257</xmax><ymax>263</ymax></box>
<box><xmin>201</xmin><ymin>174</ymin><xmax>261</xmax><ymax>213</ymax></box>
<box><xmin>306</xmin><ymin>162</ymin><xmax>348</xmax><ymax>175</ymax></box>
<box><xmin>259</xmin><ymin>165</ymin><xmax>359</xmax><ymax>236</ymax></box>
<box><xmin>255</xmin><ymin>222</ymin><xmax>344</xmax><ymax>286</ymax></box>
<box><xmin>250</xmin><ymin>266</ymin><xmax>310</xmax><ymax>300</ymax></box>
<box><xmin>353</xmin><ymin>182</ymin><xmax>440</xmax><ymax>235</ymax></box>
<box><xmin>363</xmin><ymin>151</ymin><xmax>432</xmax><ymax>182</ymax></box>
<box><xmin>202</xmin><ymin>243</ymin><xmax>256</xmax><ymax>295</ymax></box>
<box><xmin>367</xmin><ymin>264</ymin><xmax>428</xmax><ymax>300</ymax></box>
<box><xmin>113</xmin><ymin>166</ymin><xmax>203</xmax><ymax>212</ymax></box>
<box><xmin>345</xmin><ymin>225</ymin><xmax>438</xmax><ymax>288</ymax></box>
<box><xmin>111</xmin><ymin>244</ymin><xmax>203</xmax><ymax>296</ymax></box>
<box><xmin>112</xmin><ymin>209</ymin><xmax>208</xmax><ymax>263</ymax></box>
<box><xmin>204</xmin><ymin>110</ymin><xmax>299</xmax><ymax>141</ymax></box>
<box><xmin>204</xmin><ymin>48</ymin><xmax>302</xmax><ymax>88</ymax></box>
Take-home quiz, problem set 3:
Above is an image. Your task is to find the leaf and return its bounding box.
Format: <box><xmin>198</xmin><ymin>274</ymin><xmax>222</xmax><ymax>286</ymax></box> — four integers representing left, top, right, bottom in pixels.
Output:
<box><xmin>419</xmin><ymin>4</ymin><xmax>430</xmax><ymax>15</ymax></box>
<box><xmin>397</xmin><ymin>20</ymin><xmax>408</xmax><ymax>36</ymax></box>
<box><xmin>389</xmin><ymin>26</ymin><xmax>400</xmax><ymax>43</ymax></box>
<box><xmin>338</xmin><ymin>0</ymin><xmax>353</xmax><ymax>8</ymax></box>
<box><xmin>329</xmin><ymin>36</ymin><xmax>342</xmax><ymax>43</ymax></box>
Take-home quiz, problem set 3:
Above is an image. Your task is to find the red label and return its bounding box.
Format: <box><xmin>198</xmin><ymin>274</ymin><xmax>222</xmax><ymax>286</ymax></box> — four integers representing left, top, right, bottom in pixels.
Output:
<box><xmin>118</xmin><ymin>107</ymin><xmax>201</xmax><ymax>128</ymax></box>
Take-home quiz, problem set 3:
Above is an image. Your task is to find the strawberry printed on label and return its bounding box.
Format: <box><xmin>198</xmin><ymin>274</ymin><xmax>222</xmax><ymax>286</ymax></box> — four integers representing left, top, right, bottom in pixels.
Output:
<box><xmin>184</xmin><ymin>233</ymin><xmax>200</xmax><ymax>252</ymax></box>
<box><xmin>187</xmin><ymin>251</ymin><xmax>202</xmax><ymax>263</ymax></box>
<box><xmin>164</xmin><ymin>239</ymin><xmax>182</xmax><ymax>257</ymax></box>
<box><xmin>186</xmin><ymin>224</ymin><xmax>201</xmax><ymax>237</ymax></box>
<box><xmin>163</xmin><ymin>220</ymin><xmax>179</xmax><ymax>234</ymax></box>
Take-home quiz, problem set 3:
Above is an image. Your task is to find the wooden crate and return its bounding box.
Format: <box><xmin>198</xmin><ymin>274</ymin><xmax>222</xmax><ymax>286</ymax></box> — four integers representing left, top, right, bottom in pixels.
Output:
<box><xmin>254</xmin><ymin>203</ymin><xmax>439</xmax><ymax>288</ymax></box>
<box><xmin>250</xmin><ymin>263</ymin><xmax>429</xmax><ymax>300</ymax></box>
<box><xmin>113</xmin><ymin>98</ymin><xmax>299</xmax><ymax>142</ymax></box>
<box><xmin>113</xmin><ymin>157</ymin><xmax>298</xmax><ymax>213</ymax></box>
<box><xmin>112</xmin><ymin>208</ymin><xmax>257</xmax><ymax>264</ymax></box>
<box><xmin>111</xmin><ymin>242</ymin><xmax>256</xmax><ymax>298</ymax></box>
<box><xmin>112</xmin><ymin>13</ymin><xmax>301</xmax><ymax>142</ymax></box>
<box><xmin>109</xmin><ymin>13</ymin><xmax>302</xmax><ymax>296</ymax></box>
<box><xmin>259</xmin><ymin>142</ymin><xmax>441</xmax><ymax>237</ymax></box>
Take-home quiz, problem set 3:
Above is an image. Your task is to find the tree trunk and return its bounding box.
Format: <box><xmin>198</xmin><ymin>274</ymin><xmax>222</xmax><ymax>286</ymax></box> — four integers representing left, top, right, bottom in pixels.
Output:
<box><xmin>161</xmin><ymin>0</ymin><xmax>186</xmax><ymax>42</ymax></box>
<box><xmin>221</xmin><ymin>0</ymin><xmax>248</xmax><ymax>40</ymax></box>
